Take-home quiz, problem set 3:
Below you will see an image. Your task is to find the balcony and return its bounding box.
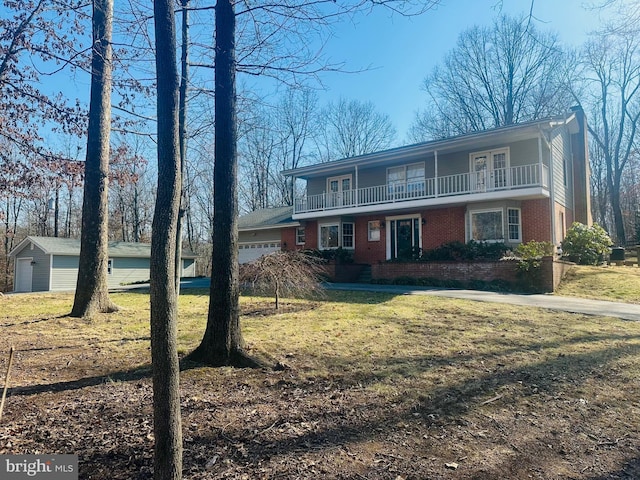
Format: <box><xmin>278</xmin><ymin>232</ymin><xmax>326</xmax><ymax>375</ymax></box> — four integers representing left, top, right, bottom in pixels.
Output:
<box><xmin>294</xmin><ymin>163</ymin><xmax>549</xmax><ymax>215</ymax></box>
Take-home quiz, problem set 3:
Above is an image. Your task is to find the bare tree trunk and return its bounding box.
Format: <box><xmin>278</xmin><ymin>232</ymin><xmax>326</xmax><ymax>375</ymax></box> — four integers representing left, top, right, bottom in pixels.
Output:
<box><xmin>187</xmin><ymin>0</ymin><xmax>262</xmax><ymax>368</ymax></box>
<box><xmin>70</xmin><ymin>0</ymin><xmax>118</xmax><ymax>318</ymax></box>
<box><xmin>151</xmin><ymin>1</ymin><xmax>183</xmax><ymax>479</ymax></box>
<box><xmin>610</xmin><ymin>169</ymin><xmax>626</xmax><ymax>244</ymax></box>
<box><xmin>54</xmin><ymin>186</ymin><xmax>59</xmax><ymax>237</ymax></box>
<box><xmin>175</xmin><ymin>0</ymin><xmax>189</xmax><ymax>294</ymax></box>
<box><xmin>133</xmin><ymin>184</ymin><xmax>140</xmax><ymax>242</ymax></box>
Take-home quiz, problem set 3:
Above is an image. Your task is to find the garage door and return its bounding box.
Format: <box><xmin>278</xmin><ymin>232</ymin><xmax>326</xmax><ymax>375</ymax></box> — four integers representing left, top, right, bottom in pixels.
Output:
<box><xmin>238</xmin><ymin>242</ymin><xmax>281</xmax><ymax>264</ymax></box>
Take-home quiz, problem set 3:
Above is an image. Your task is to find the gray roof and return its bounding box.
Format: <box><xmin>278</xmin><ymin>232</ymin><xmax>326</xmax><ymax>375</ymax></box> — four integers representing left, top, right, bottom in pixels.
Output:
<box><xmin>10</xmin><ymin>236</ymin><xmax>198</xmax><ymax>258</ymax></box>
<box><xmin>238</xmin><ymin>206</ymin><xmax>298</xmax><ymax>231</ymax></box>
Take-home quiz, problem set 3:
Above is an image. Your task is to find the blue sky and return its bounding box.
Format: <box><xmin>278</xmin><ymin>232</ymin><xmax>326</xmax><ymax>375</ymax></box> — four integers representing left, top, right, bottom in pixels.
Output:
<box><xmin>41</xmin><ymin>0</ymin><xmax>611</xmax><ymax>150</ymax></box>
<box><xmin>308</xmin><ymin>0</ymin><xmax>609</xmax><ymax>141</ymax></box>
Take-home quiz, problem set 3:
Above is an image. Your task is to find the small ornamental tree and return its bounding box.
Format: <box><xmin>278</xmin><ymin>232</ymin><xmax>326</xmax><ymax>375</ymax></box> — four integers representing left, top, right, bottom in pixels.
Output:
<box><xmin>561</xmin><ymin>222</ymin><xmax>612</xmax><ymax>265</ymax></box>
<box><xmin>239</xmin><ymin>251</ymin><xmax>325</xmax><ymax>309</ymax></box>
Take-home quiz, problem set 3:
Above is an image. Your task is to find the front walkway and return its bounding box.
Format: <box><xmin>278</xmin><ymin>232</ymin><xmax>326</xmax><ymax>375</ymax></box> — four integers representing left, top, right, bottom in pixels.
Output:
<box><xmin>325</xmin><ymin>283</ymin><xmax>640</xmax><ymax>321</ymax></box>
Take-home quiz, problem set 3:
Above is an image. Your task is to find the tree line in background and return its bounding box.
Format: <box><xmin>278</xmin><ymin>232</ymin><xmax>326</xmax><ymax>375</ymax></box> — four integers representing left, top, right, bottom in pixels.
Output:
<box><xmin>1</xmin><ymin>2</ymin><xmax>640</xmax><ymax>291</ymax></box>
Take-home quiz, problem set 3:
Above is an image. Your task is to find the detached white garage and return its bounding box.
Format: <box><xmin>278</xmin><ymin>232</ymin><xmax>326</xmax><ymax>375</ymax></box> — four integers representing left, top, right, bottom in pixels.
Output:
<box><xmin>238</xmin><ymin>206</ymin><xmax>298</xmax><ymax>264</ymax></box>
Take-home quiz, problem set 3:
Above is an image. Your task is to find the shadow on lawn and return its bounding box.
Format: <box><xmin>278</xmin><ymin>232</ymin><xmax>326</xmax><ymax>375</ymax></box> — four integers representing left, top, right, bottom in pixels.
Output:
<box><xmin>8</xmin><ymin>365</ymin><xmax>153</xmax><ymax>396</ymax></box>
<box><xmin>587</xmin><ymin>457</ymin><xmax>640</xmax><ymax>479</ymax></box>
<box><xmin>18</xmin><ymin>329</ymin><xmax>638</xmax><ymax>479</ymax></box>
<box><xmin>18</xmin><ymin>335</ymin><xmax>150</xmax><ymax>353</ymax></box>
<box><xmin>119</xmin><ymin>283</ymin><xmax>400</xmax><ymax>305</ymax></box>
<box><xmin>0</xmin><ymin>314</ymin><xmax>67</xmax><ymax>328</ymax></box>
<box><xmin>173</xmin><ymin>338</ymin><xmax>640</xmax><ymax>479</ymax></box>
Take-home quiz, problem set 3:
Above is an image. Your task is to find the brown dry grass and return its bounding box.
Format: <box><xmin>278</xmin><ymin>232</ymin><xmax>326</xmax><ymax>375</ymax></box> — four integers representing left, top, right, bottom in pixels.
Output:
<box><xmin>556</xmin><ymin>265</ymin><xmax>640</xmax><ymax>304</ymax></box>
<box><xmin>0</xmin><ymin>288</ymin><xmax>639</xmax><ymax>479</ymax></box>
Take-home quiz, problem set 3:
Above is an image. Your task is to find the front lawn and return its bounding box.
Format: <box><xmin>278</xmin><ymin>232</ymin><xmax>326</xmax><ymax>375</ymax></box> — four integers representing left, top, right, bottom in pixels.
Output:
<box><xmin>1</xmin><ymin>289</ymin><xmax>639</xmax><ymax>479</ymax></box>
<box><xmin>556</xmin><ymin>264</ymin><xmax>640</xmax><ymax>303</ymax></box>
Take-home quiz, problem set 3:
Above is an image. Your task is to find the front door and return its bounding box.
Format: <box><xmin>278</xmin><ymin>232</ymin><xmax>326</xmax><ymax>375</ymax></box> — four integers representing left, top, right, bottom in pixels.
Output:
<box><xmin>389</xmin><ymin>217</ymin><xmax>421</xmax><ymax>260</ymax></box>
<box><xmin>327</xmin><ymin>175</ymin><xmax>352</xmax><ymax>208</ymax></box>
<box><xmin>15</xmin><ymin>258</ymin><xmax>33</xmax><ymax>292</ymax></box>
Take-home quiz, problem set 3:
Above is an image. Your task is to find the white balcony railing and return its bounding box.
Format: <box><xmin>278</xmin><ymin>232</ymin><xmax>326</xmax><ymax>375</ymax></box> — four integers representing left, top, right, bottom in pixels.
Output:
<box><xmin>294</xmin><ymin>163</ymin><xmax>549</xmax><ymax>214</ymax></box>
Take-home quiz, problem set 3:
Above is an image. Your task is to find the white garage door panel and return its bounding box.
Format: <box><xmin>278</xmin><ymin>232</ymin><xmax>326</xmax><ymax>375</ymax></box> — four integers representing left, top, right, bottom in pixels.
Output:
<box><xmin>238</xmin><ymin>242</ymin><xmax>280</xmax><ymax>264</ymax></box>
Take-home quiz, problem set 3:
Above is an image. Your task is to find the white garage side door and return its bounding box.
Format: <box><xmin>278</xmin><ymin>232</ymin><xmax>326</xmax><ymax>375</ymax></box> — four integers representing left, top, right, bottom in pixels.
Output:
<box><xmin>238</xmin><ymin>242</ymin><xmax>280</xmax><ymax>264</ymax></box>
<box><xmin>15</xmin><ymin>258</ymin><xmax>33</xmax><ymax>292</ymax></box>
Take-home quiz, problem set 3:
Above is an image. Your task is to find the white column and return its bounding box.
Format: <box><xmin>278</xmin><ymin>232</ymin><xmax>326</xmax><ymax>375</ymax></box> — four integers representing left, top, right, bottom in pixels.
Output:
<box><xmin>434</xmin><ymin>150</ymin><xmax>439</xmax><ymax>197</ymax></box>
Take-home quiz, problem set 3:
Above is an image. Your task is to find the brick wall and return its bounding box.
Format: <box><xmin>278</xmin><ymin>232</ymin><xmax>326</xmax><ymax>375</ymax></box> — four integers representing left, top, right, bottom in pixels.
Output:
<box><xmin>354</xmin><ymin>215</ymin><xmax>386</xmax><ymax>264</ymax></box>
<box><xmin>548</xmin><ymin>258</ymin><xmax>574</xmax><ymax>290</ymax></box>
<box><xmin>372</xmin><ymin>256</ymin><xmax>573</xmax><ymax>293</ymax></box>
<box><xmin>282</xmin><ymin>222</ymin><xmax>319</xmax><ymax>251</ymax></box>
<box><xmin>281</xmin><ymin>227</ymin><xmax>297</xmax><ymax>251</ymax></box>
<box><xmin>521</xmin><ymin>198</ymin><xmax>551</xmax><ymax>242</ymax></box>
<box><xmin>372</xmin><ymin>260</ymin><xmax>520</xmax><ymax>284</ymax></box>
<box><xmin>422</xmin><ymin>206</ymin><xmax>466</xmax><ymax>249</ymax></box>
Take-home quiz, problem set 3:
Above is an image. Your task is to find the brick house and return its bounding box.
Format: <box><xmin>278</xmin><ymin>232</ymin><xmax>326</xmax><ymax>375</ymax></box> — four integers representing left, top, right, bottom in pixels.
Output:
<box><xmin>239</xmin><ymin>108</ymin><xmax>592</xmax><ymax>272</ymax></box>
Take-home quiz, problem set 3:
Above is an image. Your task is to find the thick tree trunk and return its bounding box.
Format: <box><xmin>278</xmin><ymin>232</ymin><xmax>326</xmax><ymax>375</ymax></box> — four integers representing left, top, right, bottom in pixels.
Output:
<box><xmin>70</xmin><ymin>0</ymin><xmax>117</xmax><ymax>318</ymax></box>
<box><xmin>151</xmin><ymin>1</ymin><xmax>183</xmax><ymax>479</ymax></box>
<box><xmin>611</xmin><ymin>172</ymin><xmax>626</xmax><ymax>245</ymax></box>
<box><xmin>187</xmin><ymin>0</ymin><xmax>261</xmax><ymax>368</ymax></box>
<box><xmin>605</xmin><ymin>152</ymin><xmax>626</xmax><ymax>245</ymax></box>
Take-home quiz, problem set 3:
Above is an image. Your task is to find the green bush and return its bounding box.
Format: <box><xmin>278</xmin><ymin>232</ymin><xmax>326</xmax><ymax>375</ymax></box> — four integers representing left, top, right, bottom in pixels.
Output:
<box><xmin>417</xmin><ymin>240</ymin><xmax>510</xmax><ymax>262</ymax></box>
<box><xmin>304</xmin><ymin>247</ymin><xmax>353</xmax><ymax>264</ymax></box>
<box><xmin>561</xmin><ymin>222</ymin><xmax>612</xmax><ymax>265</ymax></box>
<box><xmin>514</xmin><ymin>240</ymin><xmax>554</xmax><ymax>259</ymax></box>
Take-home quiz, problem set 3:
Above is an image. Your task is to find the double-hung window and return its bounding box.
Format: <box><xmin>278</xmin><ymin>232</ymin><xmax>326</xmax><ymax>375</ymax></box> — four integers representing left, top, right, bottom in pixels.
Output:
<box><xmin>387</xmin><ymin>166</ymin><xmax>406</xmax><ymax>195</ymax></box>
<box><xmin>368</xmin><ymin>221</ymin><xmax>381</xmax><ymax>241</ymax></box>
<box><xmin>406</xmin><ymin>163</ymin><xmax>426</xmax><ymax>195</ymax></box>
<box><xmin>319</xmin><ymin>222</ymin><xmax>355</xmax><ymax>249</ymax></box>
<box><xmin>507</xmin><ymin>208</ymin><xmax>521</xmax><ymax>242</ymax></box>
<box><xmin>387</xmin><ymin>162</ymin><xmax>425</xmax><ymax>197</ymax></box>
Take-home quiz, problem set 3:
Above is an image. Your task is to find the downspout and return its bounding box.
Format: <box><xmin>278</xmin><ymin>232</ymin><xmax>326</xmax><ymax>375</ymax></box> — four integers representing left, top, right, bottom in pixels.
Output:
<box><xmin>569</xmin><ymin>131</ymin><xmax>576</xmax><ymax>226</ymax></box>
<box><xmin>545</xmin><ymin>128</ymin><xmax>557</xmax><ymax>246</ymax></box>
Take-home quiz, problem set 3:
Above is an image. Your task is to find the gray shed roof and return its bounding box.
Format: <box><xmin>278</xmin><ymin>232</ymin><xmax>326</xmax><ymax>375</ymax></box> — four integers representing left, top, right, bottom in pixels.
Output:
<box><xmin>238</xmin><ymin>206</ymin><xmax>298</xmax><ymax>231</ymax></box>
<box><xmin>9</xmin><ymin>236</ymin><xmax>198</xmax><ymax>258</ymax></box>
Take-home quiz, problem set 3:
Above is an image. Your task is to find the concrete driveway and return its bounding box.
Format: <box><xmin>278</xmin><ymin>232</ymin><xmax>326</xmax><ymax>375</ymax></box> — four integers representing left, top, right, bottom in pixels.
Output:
<box><xmin>325</xmin><ymin>283</ymin><xmax>640</xmax><ymax>321</ymax></box>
